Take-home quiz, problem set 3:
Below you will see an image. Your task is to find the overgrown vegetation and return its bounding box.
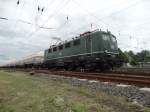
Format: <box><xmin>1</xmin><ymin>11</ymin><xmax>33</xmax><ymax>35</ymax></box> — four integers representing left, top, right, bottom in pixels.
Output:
<box><xmin>118</xmin><ymin>48</ymin><xmax>129</xmax><ymax>63</ymax></box>
<box><xmin>0</xmin><ymin>71</ymin><xmax>150</xmax><ymax>112</ymax></box>
<box><xmin>118</xmin><ymin>49</ymin><xmax>150</xmax><ymax>66</ymax></box>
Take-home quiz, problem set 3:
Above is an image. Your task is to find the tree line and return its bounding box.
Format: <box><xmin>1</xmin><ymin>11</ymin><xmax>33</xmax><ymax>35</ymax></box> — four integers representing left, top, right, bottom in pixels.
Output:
<box><xmin>118</xmin><ymin>49</ymin><xmax>150</xmax><ymax>66</ymax></box>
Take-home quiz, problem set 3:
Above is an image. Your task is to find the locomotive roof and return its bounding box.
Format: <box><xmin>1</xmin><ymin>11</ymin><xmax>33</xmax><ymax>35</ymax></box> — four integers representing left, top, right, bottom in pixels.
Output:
<box><xmin>47</xmin><ymin>29</ymin><xmax>115</xmax><ymax>50</ymax></box>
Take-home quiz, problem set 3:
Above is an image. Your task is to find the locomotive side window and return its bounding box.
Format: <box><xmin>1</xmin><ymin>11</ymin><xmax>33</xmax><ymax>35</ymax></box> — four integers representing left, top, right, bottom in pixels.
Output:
<box><xmin>73</xmin><ymin>39</ymin><xmax>80</xmax><ymax>46</ymax></box>
<box><xmin>48</xmin><ymin>49</ymin><xmax>52</xmax><ymax>53</ymax></box>
<box><xmin>58</xmin><ymin>45</ymin><xmax>63</xmax><ymax>50</ymax></box>
<box><xmin>65</xmin><ymin>42</ymin><xmax>71</xmax><ymax>48</ymax></box>
<box><xmin>53</xmin><ymin>47</ymin><xmax>57</xmax><ymax>52</ymax></box>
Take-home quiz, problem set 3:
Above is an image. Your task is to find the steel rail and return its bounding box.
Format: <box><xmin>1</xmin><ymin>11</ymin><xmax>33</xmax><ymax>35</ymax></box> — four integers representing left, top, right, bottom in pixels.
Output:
<box><xmin>35</xmin><ymin>70</ymin><xmax>150</xmax><ymax>87</ymax></box>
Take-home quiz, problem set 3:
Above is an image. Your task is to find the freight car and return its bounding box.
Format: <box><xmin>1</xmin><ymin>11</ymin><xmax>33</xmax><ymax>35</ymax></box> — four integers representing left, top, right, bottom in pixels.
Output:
<box><xmin>2</xmin><ymin>52</ymin><xmax>44</xmax><ymax>69</ymax></box>
<box><xmin>44</xmin><ymin>29</ymin><xmax>121</xmax><ymax>71</ymax></box>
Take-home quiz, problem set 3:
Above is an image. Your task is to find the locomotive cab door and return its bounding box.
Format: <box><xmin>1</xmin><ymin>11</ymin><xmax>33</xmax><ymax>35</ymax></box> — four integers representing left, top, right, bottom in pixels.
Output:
<box><xmin>85</xmin><ymin>35</ymin><xmax>92</xmax><ymax>54</ymax></box>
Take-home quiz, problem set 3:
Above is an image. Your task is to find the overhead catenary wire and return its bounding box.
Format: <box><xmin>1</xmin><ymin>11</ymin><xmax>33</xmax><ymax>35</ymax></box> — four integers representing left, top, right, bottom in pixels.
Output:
<box><xmin>6</xmin><ymin>0</ymin><xmax>142</xmax><ymax>40</ymax></box>
<box><xmin>117</xmin><ymin>33</ymin><xmax>147</xmax><ymax>51</ymax></box>
<box><xmin>38</xmin><ymin>0</ymin><xmax>72</xmax><ymax>46</ymax></box>
<box><xmin>10</xmin><ymin>0</ymin><xmax>69</xmax><ymax>50</ymax></box>
<box><xmin>6</xmin><ymin>0</ymin><xmax>25</xmax><ymax>40</ymax></box>
<box><xmin>54</xmin><ymin>4</ymin><xmax>97</xmax><ymax>39</ymax></box>
<box><xmin>35</xmin><ymin>0</ymin><xmax>60</xmax><ymax>26</ymax></box>
<box><xmin>99</xmin><ymin>0</ymin><xmax>143</xmax><ymax>30</ymax></box>
<box><xmin>72</xmin><ymin>0</ymin><xmax>116</xmax><ymax>29</ymax></box>
<box><xmin>62</xmin><ymin>22</ymin><xmax>97</xmax><ymax>38</ymax></box>
<box><xmin>67</xmin><ymin>0</ymin><xmax>144</xmax><ymax>39</ymax></box>
<box><xmin>7</xmin><ymin>0</ymin><xmax>58</xmax><ymax>30</ymax></box>
<box><xmin>13</xmin><ymin>0</ymin><xmax>27</xmax><ymax>35</ymax></box>
<box><xmin>1</xmin><ymin>0</ymin><xmax>70</xmax><ymax>39</ymax></box>
<box><xmin>34</xmin><ymin>0</ymin><xmax>58</xmax><ymax>24</ymax></box>
<box><xmin>0</xmin><ymin>15</ymin><xmax>54</xmax><ymax>30</ymax></box>
<box><xmin>130</xmin><ymin>18</ymin><xmax>150</xmax><ymax>28</ymax></box>
<box><xmin>0</xmin><ymin>17</ymin><xmax>8</xmax><ymax>20</ymax></box>
<box><xmin>1</xmin><ymin>0</ymin><xmax>149</xmax><ymax>53</ymax></box>
<box><xmin>100</xmin><ymin>0</ymin><xmax>142</xmax><ymax>20</ymax></box>
<box><xmin>29</xmin><ymin>0</ymin><xmax>67</xmax><ymax>36</ymax></box>
<box><xmin>26</xmin><ymin>0</ymin><xmax>71</xmax><ymax>40</ymax></box>
<box><xmin>2</xmin><ymin>0</ymin><xmax>148</xmax><ymax>65</ymax></box>
<box><xmin>72</xmin><ymin>0</ymin><xmax>142</xmax><ymax>30</ymax></box>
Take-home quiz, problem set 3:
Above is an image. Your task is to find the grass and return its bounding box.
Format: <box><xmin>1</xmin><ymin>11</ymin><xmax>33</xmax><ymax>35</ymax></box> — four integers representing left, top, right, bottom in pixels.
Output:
<box><xmin>0</xmin><ymin>70</ymin><xmax>149</xmax><ymax>112</ymax></box>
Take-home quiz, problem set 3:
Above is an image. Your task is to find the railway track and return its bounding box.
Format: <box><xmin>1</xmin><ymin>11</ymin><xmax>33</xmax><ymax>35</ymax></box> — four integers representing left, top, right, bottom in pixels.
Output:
<box><xmin>32</xmin><ymin>70</ymin><xmax>150</xmax><ymax>87</ymax></box>
<box><xmin>4</xmin><ymin>68</ymin><xmax>150</xmax><ymax>87</ymax></box>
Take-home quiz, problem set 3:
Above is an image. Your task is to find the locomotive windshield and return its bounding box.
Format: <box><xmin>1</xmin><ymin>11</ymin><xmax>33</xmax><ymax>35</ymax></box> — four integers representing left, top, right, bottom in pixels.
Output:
<box><xmin>111</xmin><ymin>35</ymin><xmax>117</xmax><ymax>43</ymax></box>
<box><xmin>110</xmin><ymin>35</ymin><xmax>118</xmax><ymax>51</ymax></box>
<box><xmin>102</xmin><ymin>34</ymin><xmax>110</xmax><ymax>41</ymax></box>
<box><xmin>102</xmin><ymin>33</ymin><xmax>118</xmax><ymax>52</ymax></box>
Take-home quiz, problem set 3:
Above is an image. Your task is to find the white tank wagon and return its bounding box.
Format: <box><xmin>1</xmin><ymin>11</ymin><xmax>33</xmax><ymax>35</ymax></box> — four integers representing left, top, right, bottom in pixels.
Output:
<box><xmin>22</xmin><ymin>51</ymin><xmax>44</xmax><ymax>68</ymax></box>
<box><xmin>2</xmin><ymin>51</ymin><xmax>44</xmax><ymax>69</ymax></box>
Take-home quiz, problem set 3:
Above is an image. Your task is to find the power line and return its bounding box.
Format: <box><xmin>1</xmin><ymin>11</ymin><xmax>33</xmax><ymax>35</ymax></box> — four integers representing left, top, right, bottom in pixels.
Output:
<box><xmin>29</xmin><ymin>0</ymin><xmax>66</xmax><ymax>36</ymax></box>
<box><xmin>72</xmin><ymin>0</ymin><xmax>116</xmax><ymax>29</ymax></box>
<box><xmin>42</xmin><ymin>0</ymin><xmax>58</xmax><ymax>14</ymax></box>
<box><xmin>131</xmin><ymin>19</ymin><xmax>150</xmax><ymax>28</ymax></box>
<box><xmin>72</xmin><ymin>0</ymin><xmax>142</xmax><ymax>30</ymax></box>
<box><xmin>0</xmin><ymin>17</ymin><xmax>8</xmax><ymax>20</ymax></box>
<box><xmin>13</xmin><ymin>0</ymin><xmax>27</xmax><ymax>35</ymax></box>
<box><xmin>100</xmin><ymin>0</ymin><xmax>142</xmax><ymax>20</ymax></box>
<box><xmin>0</xmin><ymin>15</ymin><xmax>55</xmax><ymax>30</ymax></box>
<box><xmin>95</xmin><ymin>0</ymin><xmax>142</xmax><ymax>30</ymax></box>
<box><xmin>26</xmin><ymin>0</ymin><xmax>71</xmax><ymax>40</ymax></box>
<box><xmin>52</xmin><ymin>0</ymin><xmax>145</xmax><ymax>40</ymax></box>
<box><xmin>34</xmin><ymin>0</ymin><xmax>58</xmax><ymax>26</ymax></box>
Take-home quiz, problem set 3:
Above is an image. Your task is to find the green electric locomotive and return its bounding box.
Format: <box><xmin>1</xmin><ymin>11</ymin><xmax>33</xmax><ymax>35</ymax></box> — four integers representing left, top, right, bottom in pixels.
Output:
<box><xmin>44</xmin><ymin>29</ymin><xmax>120</xmax><ymax>70</ymax></box>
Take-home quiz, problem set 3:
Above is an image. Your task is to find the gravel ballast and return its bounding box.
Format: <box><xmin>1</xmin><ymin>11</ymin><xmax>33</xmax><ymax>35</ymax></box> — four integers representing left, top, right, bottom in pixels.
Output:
<box><xmin>37</xmin><ymin>73</ymin><xmax>150</xmax><ymax>107</ymax></box>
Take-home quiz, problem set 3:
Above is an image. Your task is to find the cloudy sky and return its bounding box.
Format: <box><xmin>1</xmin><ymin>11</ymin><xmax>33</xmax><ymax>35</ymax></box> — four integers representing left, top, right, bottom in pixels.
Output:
<box><xmin>0</xmin><ymin>0</ymin><xmax>150</xmax><ymax>64</ymax></box>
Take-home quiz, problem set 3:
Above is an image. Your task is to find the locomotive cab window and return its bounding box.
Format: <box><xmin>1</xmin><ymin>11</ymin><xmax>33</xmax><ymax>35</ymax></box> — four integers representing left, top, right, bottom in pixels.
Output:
<box><xmin>53</xmin><ymin>47</ymin><xmax>57</xmax><ymax>52</ymax></box>
<box><xmin>48</xmin><ymin>49</ymin><xmax>52</xmax><ymax>53</ymax></box>
<box><xmin>65</xmin><ymin>42</ymin><xmax>71</xmax><ymax>48</ymax></box>
<box><xmin>58</xmin><ymin>45</ymin><xmax>63</xmax><ymax>50</ymax></box>
<box><xmin>102</xmin><ymin>34</ymin><xmax>110</xmax><ymax>41</ymax></box>
<box><xmin>73</xmin><ymin>39</ymin><xmax>80</xmax><ymax>46</ymax></box>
